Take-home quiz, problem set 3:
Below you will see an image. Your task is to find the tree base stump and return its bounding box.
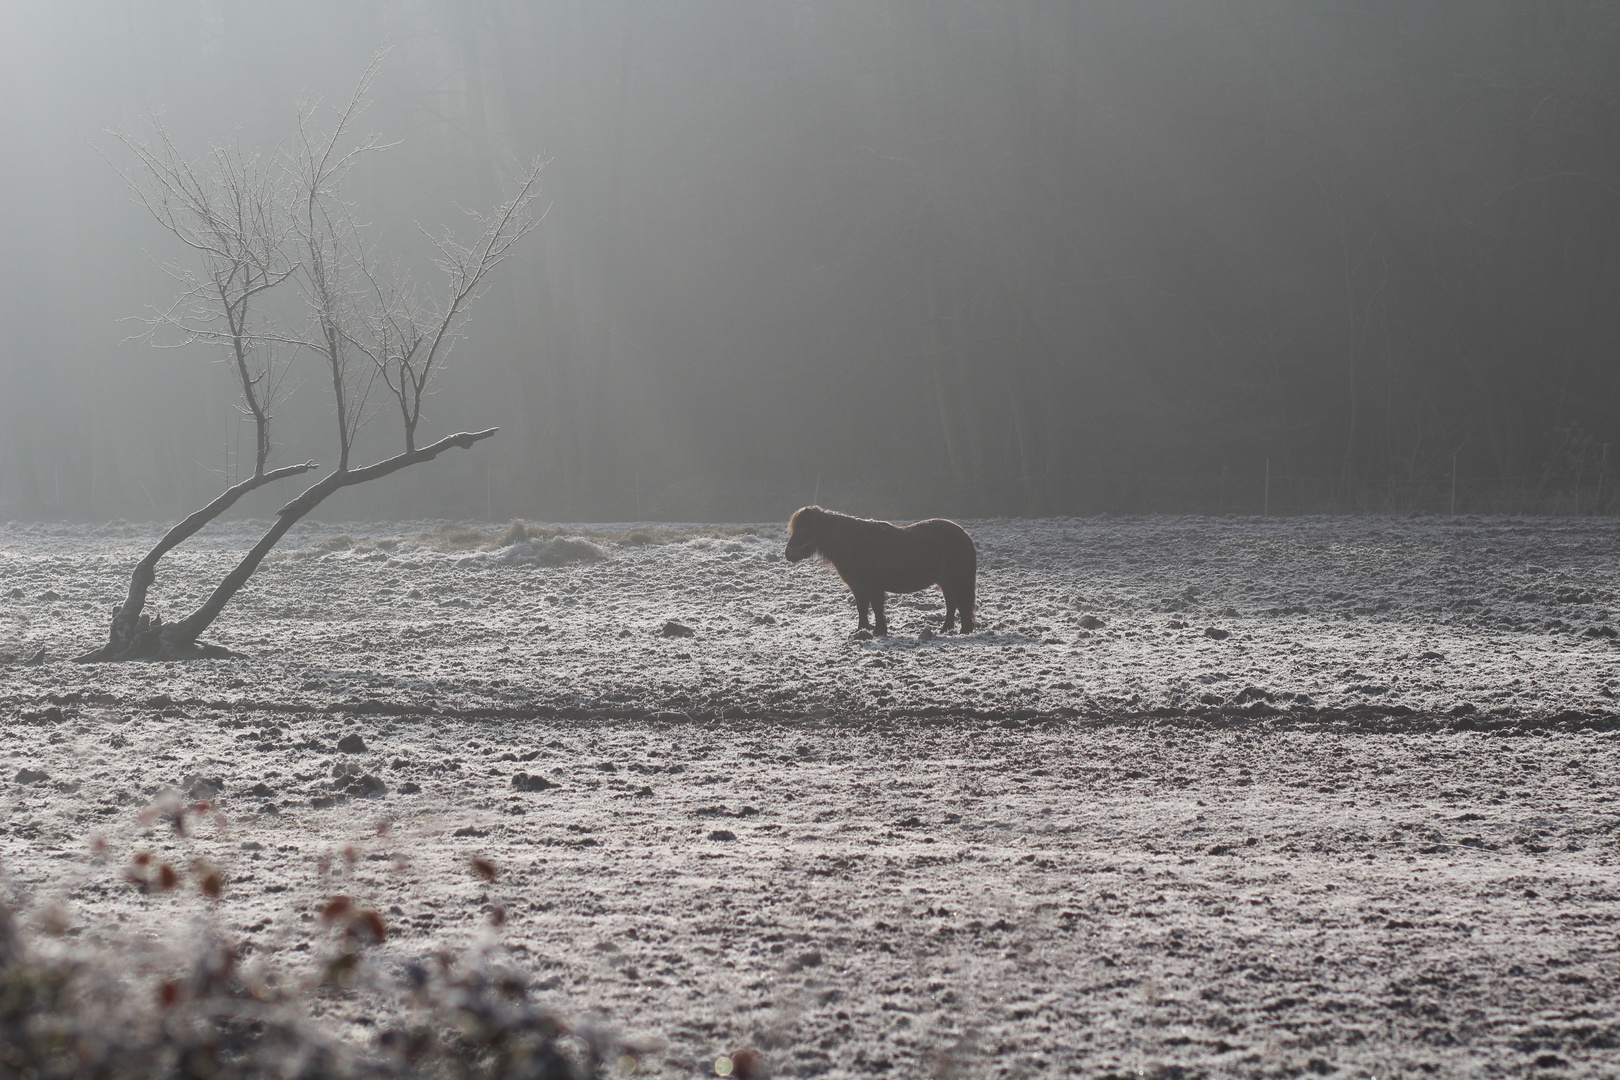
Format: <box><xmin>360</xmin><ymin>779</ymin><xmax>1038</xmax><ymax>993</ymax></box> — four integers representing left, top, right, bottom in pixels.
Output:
<box><xmin>74</xmin><ymin>614</ymin><xmax>238</xmax><ymax>663</ymax></box>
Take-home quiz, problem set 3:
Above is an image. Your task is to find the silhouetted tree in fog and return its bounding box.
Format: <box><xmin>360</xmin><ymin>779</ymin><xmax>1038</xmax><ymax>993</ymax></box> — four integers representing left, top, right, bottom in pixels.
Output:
<box><xmin>78</xmin><ymin>58</ymin><xmax>541</xmax><ymax>661</ymax></box>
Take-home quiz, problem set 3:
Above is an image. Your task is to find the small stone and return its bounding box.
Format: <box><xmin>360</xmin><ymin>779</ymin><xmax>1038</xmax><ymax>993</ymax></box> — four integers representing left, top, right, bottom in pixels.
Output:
<box><xmin>248</xmin><ymin>782</ymin><xmax>275</xmax><ymax>798</ymax></box>
<box><xmin>707</xmin><ymin>829</ymin><xmax>737</xmax><ymax>841</ymax></box>
<box><xmin>184</xmin><ymin>776</ymin><xmax>224</xmax><ymax>799</ymax></box>
<box><xmin>660</xmin><ymin>621</ymin><xmax>695</xmax><ymax>638</ymax></box>
<box><xmin>918</xmin><ymin>628</ymin><xmax>935</xmax><ymax>642</ymax></box>
<box><xmin>851</xmin><ymin>628</ymin><xmax>872</xmax><ymax>641</ymax></box>
<box><xmin>1204</xmin><ymin>627</ymin><xmax>1231</xmax><ymax>640</ymax></box>
<box><xmin>259</xmin><ymin>802</ymin><xmax>280</xmax><ymax>816</ymax></box>
<box><xmin>41</xmin><ymin>590</ymin><xmax>61</xmax><ymax>602</ymax></box>
<box><xmin>1077</xmin><ymin>614</ymin><xmax>1105</xmax><ymax>630</ymax></box>
<box><xmin>512</xmin><ymin>772</ymin><xmax>557</xmax><ymax>792</ymax></box>
<box><xmin>347</xmin><ymin>773</ymin><xmax>387</xmax><ymax>797</ymax></box>
<box><xmin>14</xmin><ymin>768</ymin><xmax>49</xmax><ymax>784</ymax></box>
<box><xmin>398</xmin><ymin>781</ymin><xmax>422</xmax><ymax>794</ymax></box>
<box><xmin>337</xmin><ymin>733</ymin><xmax>367</xmax><ymax>753</ymax></box>
<box><xmin>5</xmin><ymin>587</ymin><xmax>22</xmax><ymax>599</ymax></box>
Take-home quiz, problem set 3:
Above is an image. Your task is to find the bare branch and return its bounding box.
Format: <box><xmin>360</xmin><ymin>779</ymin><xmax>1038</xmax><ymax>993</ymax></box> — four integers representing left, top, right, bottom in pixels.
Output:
<box><xmin>373</xmin><ymin>160</ymin><xmax>547</xmax><ymax>450</ymax></box>
<box><xmin>100</xmin><ymin>116</ymin><xmax>296</xmax><ymax>477</ymax></box>
<box><xmin>286</xmin><ymin>51</ymin><xmax>399</xmax><ymax>470</ymax></box>
<box><xmin>175</xmin><ymin>428</ymin><xmax>497</xmax><ymax>644</ymax></box>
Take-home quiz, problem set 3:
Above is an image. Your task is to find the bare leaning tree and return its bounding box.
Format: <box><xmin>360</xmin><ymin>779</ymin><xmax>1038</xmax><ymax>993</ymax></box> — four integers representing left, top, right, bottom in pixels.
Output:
<box><xmin>77</xmin><ymin>59</ymin><xmax>542</xmax><ymax>662</ymax></box>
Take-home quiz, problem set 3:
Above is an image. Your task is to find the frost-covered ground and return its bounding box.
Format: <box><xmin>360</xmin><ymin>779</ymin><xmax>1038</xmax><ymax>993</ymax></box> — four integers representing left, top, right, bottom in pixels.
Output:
<box><xmin>2</xmin><ymin>515</ymin><xmax>1619</xmax><ymax>1077</ymax></box>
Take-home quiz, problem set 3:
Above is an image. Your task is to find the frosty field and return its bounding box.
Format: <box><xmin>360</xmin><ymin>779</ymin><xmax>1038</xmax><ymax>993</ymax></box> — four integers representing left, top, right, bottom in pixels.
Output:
<box><xmin>2</xmin><ymin>515</ymin><xmax>1619</xmax><ymax>1078</ymax></box>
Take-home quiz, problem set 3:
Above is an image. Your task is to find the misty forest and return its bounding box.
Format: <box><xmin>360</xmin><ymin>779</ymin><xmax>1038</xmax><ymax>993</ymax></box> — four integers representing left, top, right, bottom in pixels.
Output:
<box><xmin>2</xmin><ymin>3</ymin><xmax>1620</xmax><ymax>1079</ymax></box>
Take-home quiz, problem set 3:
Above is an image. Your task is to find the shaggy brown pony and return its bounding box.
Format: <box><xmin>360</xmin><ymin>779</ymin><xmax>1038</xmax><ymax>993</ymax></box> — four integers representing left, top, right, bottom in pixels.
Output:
<box><xmin>784</xmin><ymin>506</ymin><xmax>976</xmax><ymax>635</ymax></box>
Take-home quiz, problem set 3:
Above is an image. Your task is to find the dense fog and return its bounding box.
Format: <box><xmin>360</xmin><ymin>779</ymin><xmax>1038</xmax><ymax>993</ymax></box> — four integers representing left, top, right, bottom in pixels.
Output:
<box><xmin>2</xmin><ymin>1</ymin><xmax>1618</xmax><ymax>522</ymax></box>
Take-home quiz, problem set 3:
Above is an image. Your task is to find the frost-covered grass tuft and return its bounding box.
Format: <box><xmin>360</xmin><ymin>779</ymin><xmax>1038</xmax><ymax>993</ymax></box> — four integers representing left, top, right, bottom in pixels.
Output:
<box><xmin>0</xmin><ymin>899</ymin><xmax>621</xmax><ymax>1079</ymax></box>
<box><xmin>422</xmin><ymin>520</ymin><xmax>771</xmax><ymax>551</ymax></box>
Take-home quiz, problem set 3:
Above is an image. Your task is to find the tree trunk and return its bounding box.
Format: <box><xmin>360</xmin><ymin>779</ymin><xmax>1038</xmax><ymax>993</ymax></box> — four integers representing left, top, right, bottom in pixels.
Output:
<box><xmin>75</xmin><ymin>429</ymin><xmax>496</xmax><ymax>662</ymax></box>
<box><xmin>74</xmin><ymin>461</ymin><xmax>318</xmax><ymax>662</ymax></box>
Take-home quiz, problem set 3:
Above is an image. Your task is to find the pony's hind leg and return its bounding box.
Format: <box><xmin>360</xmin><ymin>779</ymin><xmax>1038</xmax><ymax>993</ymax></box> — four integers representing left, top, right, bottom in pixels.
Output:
<box><xmin>872</xmin><ymin>592</ymin><xmax>889</xmax><ymax>636</ymax></box>
<box><xmin>854</xmin><ymin>592</ymin><xmax>872</xmax><ymax>631</ymax></box>
<box><xmin>942</xmin><ymin>576</ymin><xmax>975</xmax><ymax>632</ymax></box>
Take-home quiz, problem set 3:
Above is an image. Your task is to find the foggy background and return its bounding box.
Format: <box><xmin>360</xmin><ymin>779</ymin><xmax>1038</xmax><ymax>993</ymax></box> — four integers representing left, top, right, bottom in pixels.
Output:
<box><xmin>2</xmin><ymin>1</ymin><xmax>1618</xmax><ymax>523</ymax></box>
